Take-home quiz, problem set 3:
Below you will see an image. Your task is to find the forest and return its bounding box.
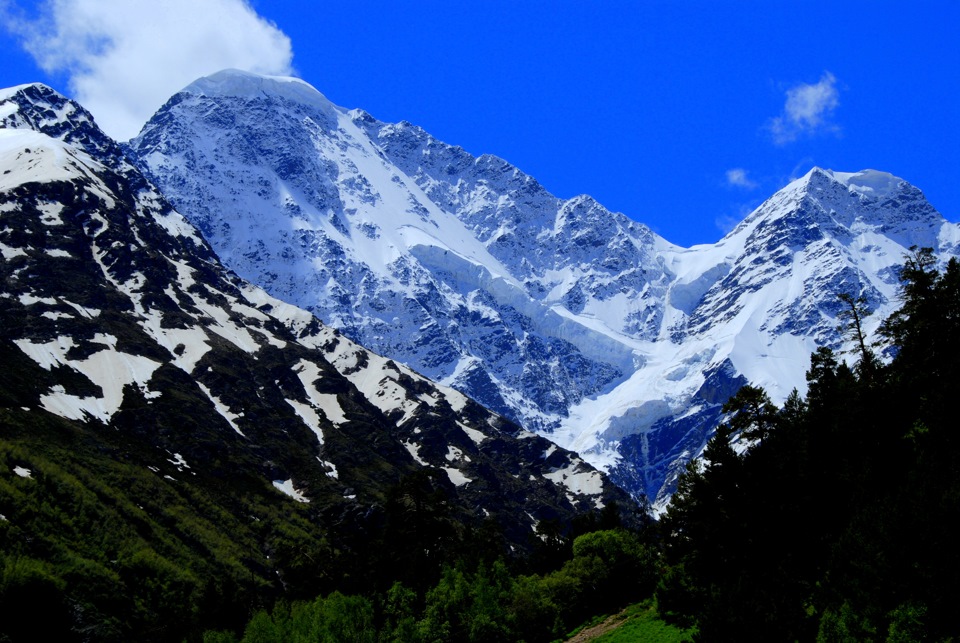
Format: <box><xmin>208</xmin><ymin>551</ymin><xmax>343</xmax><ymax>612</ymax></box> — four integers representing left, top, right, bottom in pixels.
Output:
<box><xmin>656</xmin><ymin>248</ymin><xmax>960</xmax><ymax>641</ymax></box>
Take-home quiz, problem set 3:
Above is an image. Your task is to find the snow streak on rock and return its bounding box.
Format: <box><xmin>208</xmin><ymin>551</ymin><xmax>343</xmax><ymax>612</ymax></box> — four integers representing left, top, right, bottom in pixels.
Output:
<box><xmin>1</xmin><ymin>80</ymin><xmax>630</xmax><ymax>538</ymax></box>
<box><xmin>125</xmin><ymin>71</ymin><xmax>960</xmax><ymax>506</ymax></box>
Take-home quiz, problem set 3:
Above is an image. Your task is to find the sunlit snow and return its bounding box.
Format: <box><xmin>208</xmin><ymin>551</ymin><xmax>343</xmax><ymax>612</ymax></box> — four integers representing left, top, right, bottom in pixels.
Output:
<box><xmin>543</xmin><ymin>461</ymin><xmax>604</xmax><ymax>497</ymax></box>
<box><xmin>402</xmin><ymin>441</ymin><xmax>428</xmax><ymax>466</ymax></box>
<box><xmin>14</xmin><ymin>336</ymin><xmax>161</xmax><ymax>423</ymax></box>
<box><xmin>272</xmin><ymin>479</ymin><xmax>310</xmax><ymax>503</ymax></box>
<box><xmin>197</xmin><ymin>382</ymin><xmax>246</xmax><ymax>436</ymax></box>
<box><xmin>117</xmin><ymin>70</ymin><xmax>960</xmax><ymax>505</ymax></box>
<box><xmin>442</xmin><ymin>466</ymin><xmax>472</xmax><ymax>487</ymax></box>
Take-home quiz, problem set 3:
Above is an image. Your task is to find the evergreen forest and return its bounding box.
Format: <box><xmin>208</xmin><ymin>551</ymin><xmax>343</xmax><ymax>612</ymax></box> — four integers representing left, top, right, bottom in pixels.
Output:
<box><xmin>657</xmin><ymin>248</ymin><xmax>960</xmax><ymax>641</ymax></box>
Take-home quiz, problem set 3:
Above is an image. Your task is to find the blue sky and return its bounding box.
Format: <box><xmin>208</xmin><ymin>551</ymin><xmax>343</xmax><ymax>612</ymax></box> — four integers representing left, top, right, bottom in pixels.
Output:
<box><xmin>2</xmin><ymin>1</ymin><xmax>957</xmax><ymax>247</ymax></box>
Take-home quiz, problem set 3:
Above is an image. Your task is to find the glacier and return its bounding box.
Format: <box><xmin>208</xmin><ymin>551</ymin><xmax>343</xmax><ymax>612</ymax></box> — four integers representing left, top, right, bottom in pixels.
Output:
<box><xmin>127</xmin><ymin>69</ymin><xmax>960</xmax><ymax>508</ymax></box>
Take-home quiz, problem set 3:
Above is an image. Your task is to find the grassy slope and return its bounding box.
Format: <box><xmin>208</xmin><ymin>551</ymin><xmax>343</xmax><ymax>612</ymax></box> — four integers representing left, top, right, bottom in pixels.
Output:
<box><xmin>0</xmin><ymin>404</ymin><xmax>338</xmax><ymax>642</ymax></box>
<box><xmin>567</xmin><ymin>601</ymin><xmax>694</xmax><ymax>643</ymax></box>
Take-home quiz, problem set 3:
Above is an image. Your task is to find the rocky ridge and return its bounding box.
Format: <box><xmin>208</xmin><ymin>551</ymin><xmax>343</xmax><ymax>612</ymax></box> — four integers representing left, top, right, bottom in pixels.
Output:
<box><xmin>127</xmin><ymin>70</ymin><xmax>960</xmax><ymax>507</ymax></box>
<box><xmin>0</xmin><ymin>81</ymin><xmax>637</xmax><ymax>549</ymax></box>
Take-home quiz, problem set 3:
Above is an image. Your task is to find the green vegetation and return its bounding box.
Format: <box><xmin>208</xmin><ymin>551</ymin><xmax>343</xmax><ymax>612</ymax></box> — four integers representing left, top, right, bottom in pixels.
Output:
<box><xmin>0</xmin><ymin>392</ymin><xmax>663</xmax><ymax>641</ymax></box>
<box><xmin>202</xmin><ymin>527</ymin><xmax>663</xmax><ymax>643</ymax></box>
<box><xmin>593</xmin><ymin>601</ymin><xmax>693</xmax><ymax>642</ymax></box>
<box><xmin>0</xmin><ymin>409</ymin><xmax>333</xmax><ymax>641</ymax></box>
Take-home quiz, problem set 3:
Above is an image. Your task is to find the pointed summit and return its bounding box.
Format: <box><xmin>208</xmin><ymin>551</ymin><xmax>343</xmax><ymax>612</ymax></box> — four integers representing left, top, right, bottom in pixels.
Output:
<box><xmin>0</xmin><ymin>83</ymin><xmax>87</xmax><ymax>134</ymax></box>
<box><xmin>777</xmin><ymin>166</ymin><xmax>908</xmax><ymax>202</ymax></box>
<box><xmin>733</xmin><ymin>166</ymin><xmax>944</xmax><ymax>245</ymax></box>
<box><xmin>0</xmin><ymin>83</ymin><xmax>123</xmax><ymax>165</ymax></box>
<box><xmin>793</xmin><ymin>167</ymin><xmax>914</xmax><ymax>207</ymax></box>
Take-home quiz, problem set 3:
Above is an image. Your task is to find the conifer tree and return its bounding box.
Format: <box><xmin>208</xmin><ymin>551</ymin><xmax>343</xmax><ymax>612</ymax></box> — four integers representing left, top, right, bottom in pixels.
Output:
<box><xmin>837</xmin><ymin>292</ymin><xmax>879</xmax><ymax>379</ymax></box>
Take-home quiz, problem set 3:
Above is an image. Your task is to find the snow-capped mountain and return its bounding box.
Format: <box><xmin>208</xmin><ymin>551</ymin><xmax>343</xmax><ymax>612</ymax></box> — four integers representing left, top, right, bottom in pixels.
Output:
<box><xmin>127</xmin><ymin>70</ymin><xmax>959</xmax><ymax>508</ymax></box>
<box><xmin>0</xmin><ymin>81</ymin><xmax>638</xmax><ymax>548</ymax></box>
<box><xmin>128</xmin><ymin>70</ymin><xmax>663</xmax><ymax>430</ymax></box>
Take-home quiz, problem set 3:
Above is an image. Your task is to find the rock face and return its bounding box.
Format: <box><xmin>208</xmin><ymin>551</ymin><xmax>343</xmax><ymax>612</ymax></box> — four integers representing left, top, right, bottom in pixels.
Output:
<box><xmin>127</xmin><ymin>70</ymin><xmax>960</xmax><ymax>507</ymax></box>
<box><xmin>0</xmin><ymin>81</ymin><xmax>638</xmax><ymax>551</ymax></box>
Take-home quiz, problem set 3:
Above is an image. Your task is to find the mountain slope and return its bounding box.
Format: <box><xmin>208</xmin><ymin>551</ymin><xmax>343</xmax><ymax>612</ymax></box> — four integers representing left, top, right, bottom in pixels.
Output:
<box><xmin>0</xmin><ymin>82</ymin><xmax>639</xmax><ymax>636</ymax></box>
<box><xmin>128</xmin><ymin>71</ymin><xmax>663</xmax><ymax>432</ymax></box>
<box><xmin>128</xmin><ymin>70</ymin><xmax>960</xmax><ymax>507</ymax></box>
<box><xmin>593</xmin><ymin>167</ymin><xmax>960</xmax><ymax>504</ymax></box>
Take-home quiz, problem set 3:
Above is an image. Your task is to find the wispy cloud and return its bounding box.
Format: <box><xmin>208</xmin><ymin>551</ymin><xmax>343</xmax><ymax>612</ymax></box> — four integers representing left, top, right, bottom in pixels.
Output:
<box><xmin>767</xmin><ymin>72</ymin><xmax>841</xmax><ymax>145</ymax></box>
<box><xmin>787</xmin><ymin>157</ymin><xmax>817</xmax><ymax>182</ymax></box>
<box><xmin>2</xmin><ymin>0</ymin><xmax>293</xmax><ymax>140</ymax></box>
<box><xmin>715</xmin><ymin>201</ymin><xmax>760</xmax><ymax>237</ymax></box>
<box><xmin>725</xmin><ymin>168</ymin><xmax>758</xmax><ymax>190</ymax></box>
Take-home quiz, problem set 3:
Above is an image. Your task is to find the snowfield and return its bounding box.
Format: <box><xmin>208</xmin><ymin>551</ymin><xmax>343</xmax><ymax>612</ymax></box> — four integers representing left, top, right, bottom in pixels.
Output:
<box><xmin>125</xmin><ymin>70</ymin><xmax>960</xmax><ymax>506</ymax></box>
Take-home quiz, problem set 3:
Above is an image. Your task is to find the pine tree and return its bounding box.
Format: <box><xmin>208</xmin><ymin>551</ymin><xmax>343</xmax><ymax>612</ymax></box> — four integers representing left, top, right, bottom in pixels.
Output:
<box><xmin>837</xmin><ymin>292</ymin><xmax>879</xmax><ymax>380</ymax></box>
<box><xmin>721</xmin><ymin>384</ymin><xmax>778</xmax><ymax>443</ymax></box>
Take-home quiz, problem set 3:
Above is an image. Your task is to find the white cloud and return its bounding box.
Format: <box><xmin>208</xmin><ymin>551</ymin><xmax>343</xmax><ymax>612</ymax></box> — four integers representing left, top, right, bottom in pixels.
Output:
<box><xmin>768</xmin><ymin>72</ymin><xmax>840</xmax><ymax>145</ymax></box>
<box><xmin>6</xmin><ymin>0</ymin><xmax>293</xmax><ymax>140</ymax></box>
<box><xmin>725</xmin><ymin>168</ymin><xmax>758</xmax><ymax>190</ymax></box>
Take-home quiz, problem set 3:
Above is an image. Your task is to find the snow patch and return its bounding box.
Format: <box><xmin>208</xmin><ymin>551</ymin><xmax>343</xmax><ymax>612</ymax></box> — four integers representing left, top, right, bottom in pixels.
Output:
<box><xmin>37</xmin><ymin>202</ymin><xmax>64</xmax><ymax>225</ymax></box>
<box><xmin>442</xmin><ymin>466</ymin><xmax>472</xmax><ymax>487</ymax></box>
<box><xmin>1</xmin><ymin>241</ymin><xmax>26</xmax><ymax>260</ymax></box>
<box><xmin>197</xmin><ymin>382</ymin><xmax>245</xmax><ymax>436</ymax></box>
<box><xmin>285</xmin><ymin>398</ymin><xmax>324</xmax><ymax>445</ymax></box>
<box><xmin>64</xmin><ymin>301</ymin><xmax>100</xmax><ymax>318</ymax></box>
<box><xmin>288</xmin><ymin>359</ymin><xmax>355</xmax><ymax>444</ymax></box>
<box><xmin>324</xmin><ymin>342</ymin><xmax>422</xmax><ymax>425</ymax></box>
<box><xmin>272</xmin><ymin>479</ymin><xmax>310</xmax><ymax>503</ymax></box>
<box><xmin>318</xmin><ymin>458</ymin><xmax>339</xmax><ymax>479</ymax></box>
<box><xmin>0</xmin><ymin>129</ymin><xmax>91</xmax><ymax>191</ymax></box>
<box><xmin>445</xmin><ymin>445</ymin><xmax>470</xmax><ymax>463</ymax></box>
<box><xmin>19</xmin><ymin>293</ymin><xmax>57</xmax><ymax>306</ymax></box>
<box><xmin>14</xmin><ymin>337</ymin><xmax>161</xmax><ymax>423</ymax></box>
<box><xmin>459</xmin><ymin>422</ymin><xmax>488</xmax><ymax>445</ymax></box>
<box><xmin>139</xmin><ymin>309</ymin><xmax>211</xmax><ymax>373</ymax></box>
<box><xmin>167</xmin><ymin>453</ymin><xmax>190</xmax><ymax>471</ymax></box>
<box><xmin>831</xmin><ymin>169</ymin><xmax>902</xmax><ymax>200</ymax></box>
<box><xmin>403</xmin><ymin>440</ymin><xmax>429</xmax><ymax>466</ymax></box>
<box><xmin>150</xmin><ymin>207</ymin><xmax>204</xmax><ymax>244</ymax></box>
<box><xmin>543</xmin><ymin>460</ymin><xmax>605</xmax><ymax>497</ymax></box>
<box><xmin>240</xmin><ymin>284</ymin><xmax>319</xmax><ymax>338</ymax></box>
<box><xmin>187</xmin><ymin>292</ymin><xmax>261</xmax><ymax>353</ymax></box>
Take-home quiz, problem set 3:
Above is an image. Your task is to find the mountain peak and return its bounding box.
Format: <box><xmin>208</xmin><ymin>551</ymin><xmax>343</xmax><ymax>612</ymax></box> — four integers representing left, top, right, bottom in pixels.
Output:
<box><xmin>0</xmin><ymin>81</ymin><xmax>54</xmax><ymax>102</ymax></box>
<box><xmin>126</xmin><ymin>76</ymin><xmax>960</xmax><ymax>508</ymax></box>
<box><xmin>181</xmin><ymin>68</ymin><xmax>337</xmax><ymax>113</ymax></box>
<box><xmin>0</xmin><ymin>81</ymin><xmax>125</xmax><ymax>165</ymax></box>
<box><xmin>1</xmin><ymin>82</ymin><xmax>91</xmax><ymax>133</ymax></box>
<box><xmin>740</xmin><ymin>166</ymin><xmax>938</xmax><ymax>234</ymax></box>
<box><xmin>797</xmin><ymin>166</ymin><xmax>907</xmax><ymax>201</ymax></box>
